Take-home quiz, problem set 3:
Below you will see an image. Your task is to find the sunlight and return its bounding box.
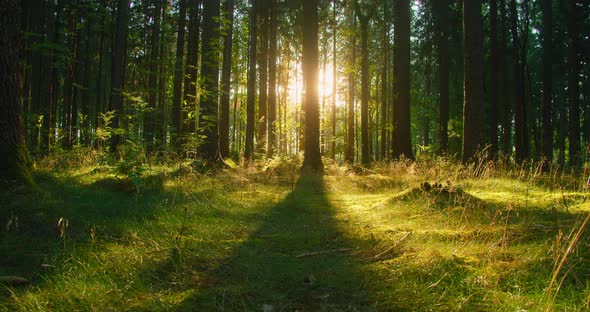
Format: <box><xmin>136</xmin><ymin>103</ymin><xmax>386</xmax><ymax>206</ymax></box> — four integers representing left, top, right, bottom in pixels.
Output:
<box><xmin>286</xmin><ymin>62</ymin><xmax>345</xmax><ymax>108</ymax></box>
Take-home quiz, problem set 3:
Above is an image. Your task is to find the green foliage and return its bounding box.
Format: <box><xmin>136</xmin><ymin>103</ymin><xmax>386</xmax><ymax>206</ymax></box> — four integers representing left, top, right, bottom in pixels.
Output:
<box><xmin>96</xmin><ymin>111</ymin><xmax>117</xmax><ymax>151</ymax></box>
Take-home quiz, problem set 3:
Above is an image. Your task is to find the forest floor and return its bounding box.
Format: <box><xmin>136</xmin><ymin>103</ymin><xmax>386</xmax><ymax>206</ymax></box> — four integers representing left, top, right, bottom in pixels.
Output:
<box><xmin>1</xmin><ymin>151</ymin><xmax>590</xmax><ymax>311</ymax></box>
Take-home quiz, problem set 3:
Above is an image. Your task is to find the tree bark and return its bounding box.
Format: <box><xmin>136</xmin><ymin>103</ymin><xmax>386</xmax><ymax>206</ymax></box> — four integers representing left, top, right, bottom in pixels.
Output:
<box><xmin>345</xmin><ymin>8</ymin><xmax>356</xmax><ymax>164</ymax></box>
<box><xmin>331</xmin><ymin>0</ymin><xmax>338</xmax><ymax>160</ymax></box>
<box><xmin>541</xmin><ymin>0</ymin><xmax>553</xmax><ymax>163</ymax></box>
<box><xmin>488</xmin><ymin>0</ymin><xmax>499</xmax><ymax>158</ymax></box>
<box><xmin>198</xmin><ymin>0</ymin><xmax>221</xmax><ymax>162</ymax></box>
<box><xmin>171</xmin><ymin>0</ymin><xmax>187</xmax><ymax>151</ymax></box>
<box><xmin>219</xmin><ymin>0</ymin><xmax>234</xmax><ymax>159</ymax></box>
<box><xmin>301</xmin><ymin>0</ymin><xmax>323</xmax><ymax>173</ymax></box>
<box><xmin>257</xmin><ymin>3</ymin><xmax>269</xmax><ymax>153</ymax></box>
<box><xmin>434</xmin><ymin>0</ymin><xmax>449</xmax><ymax>155</ymax></box>
<box><xmin>1</xmin><ymin>0</ymin><xmax>34</xmax><ymax>187</ymax></box>
<box><xmin>509</xmin><ymin>0</ymin><xmax>527</xmax><ymax>162</ymax></box>
<box><xmin>568</xmin><ymin>0</ymin><xmax>581</xmax><ymax>167</ymax></box>
<box><xmin>461</xmin><ymin>0</ymin><xmax>484</xmax><ymax>163</ymax></box>
<box><xmin>355</xmin><ymin>3</ymin><xmax>371</xmax><ymax>165</ymax></box>
<box><xmin>144</xmin><ymin>0</ymin><xmax>163</xmax><ymax>152</ymax></box>
<box><xmin>244</xmin><ymin>0</ymin><xmax>257</xmax><ymax>162</ymax></box>
<box><xmin>392</xmin><ymin>0</ymin><xmax>413</xmax><ymax>160</ymax></box>
<box><xmin>380</xmin><ymin>1</ymin><xmax>388</xmax><ymax>160</ymax></box>
<box><xmin>109</xmin><ymin>0</ymin><xmax>130</xmax><ymax>153</ymax></box>
<box><xmin>62</xmin><ymin>1</ymin><xmax>80</xmax><ymax>149</ymax></box>
<box><xmin>182</xmin><ymin>0</ymin><xmax>200</xmax><ymax>141</ymax></box>
<box><xmin>267</xmin><ymin>0</ymin><xmax>277</xmax><ymax>158</ymax></box>
<box><xmin>500</xmin><ymin>0</ymin><xmax>511</xmax><ymax>158</ymax></box>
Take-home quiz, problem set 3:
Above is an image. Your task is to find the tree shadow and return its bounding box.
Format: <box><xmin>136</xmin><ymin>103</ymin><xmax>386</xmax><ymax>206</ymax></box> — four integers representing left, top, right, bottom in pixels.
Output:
<box><xmin>168</xmin><ymin>174</ymin><xmax>381</xmax><ymax>311</ymax></box>
<box><xmin>0</xmin><ymin>170</ymin><xmax>167</xmax><ymax>283</ymax></box>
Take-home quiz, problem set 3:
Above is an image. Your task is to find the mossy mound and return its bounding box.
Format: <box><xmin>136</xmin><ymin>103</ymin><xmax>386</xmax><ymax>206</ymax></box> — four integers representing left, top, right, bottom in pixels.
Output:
<box><xmin>92</xmin><ymin>176</ymin><xmax>137</xmax><ymax>193</ymax></box>
<box><xmin>391</xmin><ymin>182</ymin><xmax>486</xmax><ymax>209</ymax></box>
<box><xmin>92</xmin><ymin>173</ymin><xmax>166</xmax><ymax>194</ymax></box>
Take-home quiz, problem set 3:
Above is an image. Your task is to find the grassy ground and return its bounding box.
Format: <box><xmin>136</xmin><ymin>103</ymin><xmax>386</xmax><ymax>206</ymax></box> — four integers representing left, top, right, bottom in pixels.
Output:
<box><xmin>1</xmin><ymin>152</ymin><xmax>590</xmax><ymax>311</ymax></box>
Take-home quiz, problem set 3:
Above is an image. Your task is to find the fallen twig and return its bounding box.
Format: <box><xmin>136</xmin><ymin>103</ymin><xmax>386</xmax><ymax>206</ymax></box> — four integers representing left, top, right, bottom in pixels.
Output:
<box><xmin>373</xmin><ymin>231</ymin><xmax>412</xmax><ymax>260</ymax></box>
<box><xmin>0</xmin><ymin>276</ymin><xmax>30</xmax><ymax>286</ymax></box>
<box><xmin>296</xmin><ymin>247</ymin><xmax>358</xmax><ymax>258</ymax></box>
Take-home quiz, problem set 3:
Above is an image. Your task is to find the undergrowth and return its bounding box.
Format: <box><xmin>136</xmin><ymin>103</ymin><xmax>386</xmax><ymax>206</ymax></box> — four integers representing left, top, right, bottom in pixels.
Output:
<box><xmin>1</xmin><ymin>152</ymin><xmax>589</xmax><ymax>311</ymax></box>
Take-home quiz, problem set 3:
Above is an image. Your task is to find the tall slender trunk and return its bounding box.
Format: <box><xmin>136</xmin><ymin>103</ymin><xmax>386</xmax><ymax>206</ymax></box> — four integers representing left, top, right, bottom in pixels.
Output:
<box><xmin>357</xmin><ymin>11</ymin><xmax>370</xmax><ymax>165</ymax></box>
<box><xmin>157</xmin><ymin>4</ymin><xmax>169</xmax><ymax>149</ymax></box>
<box><xmin>500</xmin><ymin>0</ymin><xmax>511</xmax><ymax>158</ymax></box>
<box><xmin>331</xmin><ymin>0</ymin><xmax>337</xmax><ymax>160</ymax></box>
<box><xmin>345</xmin><ymin>9</ymin><xmax>356</xmax><ymax>163</ymax></box>
<box><xmin>489</xmin><ymin>0</ymin><xmax>499</xmax><ymax>158</ymax></box>
<box><xmin>219</xmin><ymin>0</ymin><xmax>234</xmax><ymax>159</ymax></box>
<box><xmin>568</xmin><ymin>0</ymin><xmax>581</xmax><ymax>166</ymax></box>
<box><xmin>82</xmin><ymin>7</ymin><xmax>95</xmax><ymax>146</ymax></box>
<box><xmin>541</xmin><ymin>0</ymin><xmax>553</xmax><ymax>163</ymax></box>
<box><xmin>244</xmin><ymin>0</ymin><xmax>257</xmax><ymax>161</ymax></box>
<box><xmin>267</xmin><ymin>0</ymin><xmax>277</xmax><ymax>158</ymax></box>
<box><xmin>171</xmin><ymin>0</ymin><xmax>187</xmax><ymax>150</ymax></box>
<box><xmin>301</xmin><ymin>0</ymin><xmax>322</xmax><ymax>173</ymax></box>
<box><xmin>197</xmin><ymin>0</ymin><xmax>221</xmax><ymax>161</ymax></box>
<box><xmin>380</xmin><ymin>4</ymin><xmax>388</xmax><ymax>160</ymax></box>
<box><xmin>462</xmin><ymin>0</ymin><xmax>484</xmax><ymax>163</ymax></box>
<box><xmin>62</xmin><ymin>1</ymin><xmax>79</xmax><ymax>149</ymax></box>
<box><xmin>144</xmin><ymin>0</ymin><xmax>162</xmax><ymax>152</ymax></box>
<box><xmin>29</xmin><ymin>2</ymin><xmax>46</xmax><ymax>151</ymax></box>
<box><xmin>182</xmin><ymin>0</ymin><xmax>200</xmax><ymax>142</ymax></box>
<box><xmin>95</xmin><ymin>0</ymin><xmax>107</xmax><ymax>141</ymax></box>
<box><xmin>510</xmin><ymin>0</ymin><xmax>527</xmax><ymax>161</ymax></box>
<box><xmin>42</xmin><ymin>0</ymin><xmax>58</xmax><ymax>153</ymax></box>
<box><xmin>435</xmin><ymin>0</ymin><xmax>449</xmax><ymax>155</ymax></box>
<box><xmin>392</xmin><ymin>0</ymin><xmax>413</xmax><ymax>159</ymax></box>
<box><xmin>257</xmin><ymin>3</ymin><xmax>269</xmax><ymax>153</ymax></box>
<box><xmin>109</xmin><ymin>0</ymin><xmax>130</xmax><ymax>153</ymax></box>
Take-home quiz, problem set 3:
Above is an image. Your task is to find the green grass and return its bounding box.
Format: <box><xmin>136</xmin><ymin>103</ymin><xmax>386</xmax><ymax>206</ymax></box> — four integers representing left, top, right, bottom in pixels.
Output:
<box><xmin>1</xmin><ymin>155</ymin><xmax>590</xmax><ymax>311</ymax></box>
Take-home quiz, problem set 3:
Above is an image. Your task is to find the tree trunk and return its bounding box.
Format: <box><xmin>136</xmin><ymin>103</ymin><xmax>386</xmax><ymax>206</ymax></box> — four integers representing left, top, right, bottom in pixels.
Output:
<box><xmin>267</xmin><ymin>0</ymin><xmax>277</xmax><ymax>158</ymax></box>
<box><xmin>345</xmin><ymin>8</ymin><xmax>356</xmax><ymax>163</ymax></box>
<box><xmin>568</xmin><ymin>0</ymin><xmax>581</xmax><ymax>167</ymax></box>
<box><xmin>392</xmin><ymin>0</ymin><xmax>413</xmax><ymax>159</ymax></box>
<box><xmin>488</xmin><ymin>0</ymin><xmax>499</xmax><ymax>158</ymax></box>
<box><xmin>331</xmin><ymin>0</ymin><xmax>338</xmax><ymax>160</ymax></box>
<box><xmin>28</xmin><ymin>2</ymin><xmax>45</xmax><ymax>151</ymax></box>
<box><xmin>435</xmin><ymin>0</ymin><xmax>449</xmax><ymax>155</ymax></box>
<box><xmin>541</xmin><ymin>0</ymin><xmax>553</xmax><ymax>163</ymax></box>
<box><xmin>380</xmin><ymin>2</ymin><xmax>388</xmax><ymax>160</ymax></box>
<box><xmin>510</xmin><ymin>0</ymin><xmax>527</xmax><ymax>162</ymax></box>
<box><xmin>500</xmin><ymin>0</ymin><xmax>511</xmax><ymax>158</ymax></box>
<box><xmin>109</xmin><ymin>0</ymin><xmax>130</xmax><ymax>153</ymax></box>
<box><xmin>198</xmin><ymin>0</ymin><xmax>221</xmax><ymax>161</ymax></box>
<box><xmin>244</xmin><ymin>0</ymin><xmax>257</xmax><ymax>162</ymax></box>
<box><xmin>171</xmin><ymin>0</ymin><xmax>187</xmax><ymax>150</ymax></box>
<box><xmin>157</xmin><ymin>3</ymin><xmax>169</xmax><ymax>149</ymax></box>
<box><xmin>62</xmin><ymin>1</ymin><xmax>79</xmax><ymax>149</ymax></box>
<box><xmin>182</xmin><ymin>0</ymin><xmax>200</xmax><ymax>142</ymax></box>
<box><xmin>257</xmin><ymin>3</ymin><xmax>269</xmax><ymax>153</ymax></box>
<box><xmin>144</xmin><ymin>0</ymin><xmax>162</xmax><ymax>152</ymax></box>
<box><xmin>462</xmin><ymin>0</ymin><xmax>484</xmax><ymax>163</ymax></box>
<box><xmin>357</xmin><ymin>11</ymin><xmax>370</xmax><ymax>165</ymax></box>
<box><xmin>42</xmin><ymin>0</ymin><xmax>58</xmax><ymax>153</ymax></box>
<box><xmin>0</xmin><ymin>0</ymin><xmax>34</xmax><ymax>187</ymax></box>
<box><xmin>219</xmin><ymin>0</ymin><xmax>234</xmax><ymax>159</ymax></box>
<box><xmin>301</xmin><ymin>0</ymin><xmax>323</xmax><ymax>173</ymax></box>
<box><xmin>81</xmin><ymin>6</ymin><xmax>95</xmax><ymax>147</ymax></box>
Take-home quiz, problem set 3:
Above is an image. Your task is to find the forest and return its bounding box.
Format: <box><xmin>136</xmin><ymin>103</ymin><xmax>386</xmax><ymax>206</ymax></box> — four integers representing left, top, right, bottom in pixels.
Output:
<box><xmin>1</xmin><ymin>0</ymin><xmax>590</xmax><ymax>310</ymax></box>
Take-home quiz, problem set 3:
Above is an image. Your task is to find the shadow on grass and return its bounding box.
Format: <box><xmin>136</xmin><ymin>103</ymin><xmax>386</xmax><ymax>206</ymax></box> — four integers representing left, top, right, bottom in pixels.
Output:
<box><xmin>166</xmin><ymin>174</ymin><xmax>382</xmax><ymax>311</ymax></box>
<box><xmin>0</xmin><ymin>170</ymin><xmax>167</xmax><ymax>283</ymax></box>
